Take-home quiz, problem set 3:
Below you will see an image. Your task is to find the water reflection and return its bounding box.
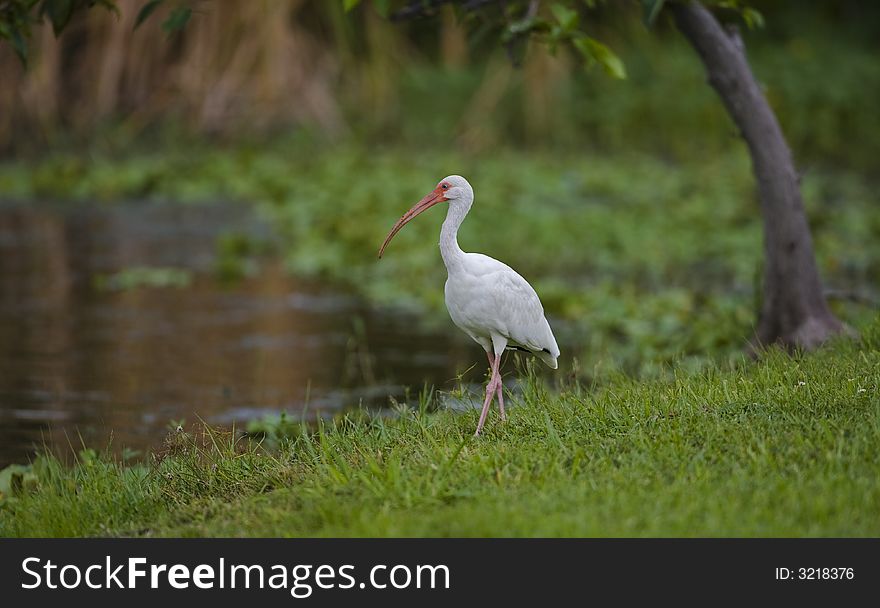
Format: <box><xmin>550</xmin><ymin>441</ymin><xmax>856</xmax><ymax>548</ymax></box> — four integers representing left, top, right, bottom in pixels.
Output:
<box><xmin>0</xmin><ymin>202</ymin><xmax>477</xmax><ymax>466</ymax></box>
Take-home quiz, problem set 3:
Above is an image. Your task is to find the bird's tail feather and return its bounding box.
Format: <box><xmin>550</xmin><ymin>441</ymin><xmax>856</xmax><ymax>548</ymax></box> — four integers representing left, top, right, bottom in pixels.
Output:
<box><xmin>504</xmin><ymin>345</ymin><xmax>558</xmax><ymax>369</ymax></box>
<box><xmin>536</xmin><ymin>349</ymin><xmax>558</xmax><ymax>369</ymax></box>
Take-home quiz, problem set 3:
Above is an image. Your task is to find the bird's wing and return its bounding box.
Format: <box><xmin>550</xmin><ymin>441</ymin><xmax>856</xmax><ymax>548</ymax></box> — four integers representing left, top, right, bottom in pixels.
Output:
<box><xmin>459</xmin><ymin>254</ymin><xmax>559</xmax><ymax>358</ymax></box>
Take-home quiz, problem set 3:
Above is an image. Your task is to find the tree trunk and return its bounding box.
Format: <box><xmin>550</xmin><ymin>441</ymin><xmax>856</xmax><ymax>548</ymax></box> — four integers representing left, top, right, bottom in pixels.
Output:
<box><xmin>671</xmin><ymin>2</ymin><xmax>845</xmax><ymax>351</ymax></box>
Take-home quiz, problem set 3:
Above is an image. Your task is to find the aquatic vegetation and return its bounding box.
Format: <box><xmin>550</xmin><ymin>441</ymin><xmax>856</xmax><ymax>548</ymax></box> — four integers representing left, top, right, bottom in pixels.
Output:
<box><xmin>4</xmin><ymin>143</ymin><xmax>875</xmax><ymax>375</ymax></box>
<box><xmin>94</xmin><ymin>266</ymin><xmax>193</xmax><ymax>291</ymax></box>
<box><xmin>1</xmin><ymin>318</ymin><xmax>878</xmax><ymax>537</ymax></box>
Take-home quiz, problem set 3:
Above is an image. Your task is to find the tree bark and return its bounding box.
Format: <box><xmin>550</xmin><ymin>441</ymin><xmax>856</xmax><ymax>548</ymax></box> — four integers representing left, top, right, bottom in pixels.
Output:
<box><xmin>671</xmin><ymin>1</ymin><xmax>845</xmax><ymax>351</ymax></box>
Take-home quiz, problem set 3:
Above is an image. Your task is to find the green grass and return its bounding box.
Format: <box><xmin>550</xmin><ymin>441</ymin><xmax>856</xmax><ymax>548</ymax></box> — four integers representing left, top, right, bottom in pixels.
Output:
<box><xmin>2</xmin><ymin>317</ymin><xmax>878</xmax><ymax>537</ymax></box>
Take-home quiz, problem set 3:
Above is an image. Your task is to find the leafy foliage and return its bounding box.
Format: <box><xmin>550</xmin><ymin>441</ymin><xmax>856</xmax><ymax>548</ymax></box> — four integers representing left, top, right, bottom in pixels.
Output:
<box><xmin>161</xmin><ymin>4</ymin><xmax>190</xmax><ymax>34</ymax></box>
<box><xmin>349</xmin><ymin>0</ymin><xmax>764</xmax><ymax>79</ymax></box>
<box><xmin>0</xmin><ymin>0</ymin><xmax>118</xmax><ymax>63</ymax></box>
<box><xmin>133</xmin><ymin>0</ymin><xmax>194</xmax><ymax>34</ymax></box>
<box><xmin>716</xmin><ymin>0</ymin><xmax>764</xmax><ymax>29</ymax></box>
<box><xmin>350</xmin><ymin>0</ymin><xmax>629</xmax><ymax>78</ymax></box>
<box><xmin>0</xmin><ymin>0</ymin><xmax>198</xmax><ymax>63</ymax></box>
<box><xmin>572</xmin><ymin>35</ymin><xmax>625</xmax><ymax>78</ymax></box>
<box><xmin>134</xmin><ymin>0</ymin><xmax>162</xmax><ymax>29</ymax></box>
<box><xmin>1</xmin><ymin>0</ymin><xmax>45</xmax><ymax>63</ymax></box>
<box><xmin>641</xmin><ymin>0</ymin><xmax>666</xmax><ymax>26</ymax></box>
<box><xmin>2</xmin><ymin>141</ymin><xmax>876</xmax><ymax>374</ymax></box>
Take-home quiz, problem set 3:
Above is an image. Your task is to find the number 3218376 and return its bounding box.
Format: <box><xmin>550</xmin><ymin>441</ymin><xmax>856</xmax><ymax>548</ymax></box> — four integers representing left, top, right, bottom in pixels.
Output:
<box><xmin>776</xmin><ymin>567</ymin><xmax>854</xmax><ymax>580</ymax></box>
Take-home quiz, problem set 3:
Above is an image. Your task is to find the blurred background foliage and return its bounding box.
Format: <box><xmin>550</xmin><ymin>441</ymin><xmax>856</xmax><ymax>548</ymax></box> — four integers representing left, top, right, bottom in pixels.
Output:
<box><xmin>0</xmin><ymin>0</ymin><xmax>878</xmax><ymax>375</ymax></box>
<box><xmin>0</xmin><ymin>0</ymin><xmax>878</xmax><ymax>168</ymax></box>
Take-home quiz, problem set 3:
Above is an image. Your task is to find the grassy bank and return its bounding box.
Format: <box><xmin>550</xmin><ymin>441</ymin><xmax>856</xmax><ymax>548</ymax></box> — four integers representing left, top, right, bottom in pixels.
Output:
<box><xmin>2</xmin><ymin>318</ymin><xmax>878</xmax><ymax>537</ymax></box>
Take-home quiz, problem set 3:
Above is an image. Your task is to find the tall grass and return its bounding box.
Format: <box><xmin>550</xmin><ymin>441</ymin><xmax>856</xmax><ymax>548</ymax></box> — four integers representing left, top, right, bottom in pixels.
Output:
<box><xmin>0</xmin><ymin>0</ymin><xmax>349</xmax><ymax>150</ymax></box>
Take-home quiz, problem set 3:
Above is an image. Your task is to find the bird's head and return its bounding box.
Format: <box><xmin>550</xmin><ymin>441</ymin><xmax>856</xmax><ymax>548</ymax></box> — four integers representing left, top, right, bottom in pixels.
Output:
<box><xmin>437</xmin><ymin>174</ymin><xmax>473</xmax><ymax>202</ymax></box>
<box><xmin>378</xmin><ymin>175</ymin><xmax>473</xmax><ymax>258</ymax></box>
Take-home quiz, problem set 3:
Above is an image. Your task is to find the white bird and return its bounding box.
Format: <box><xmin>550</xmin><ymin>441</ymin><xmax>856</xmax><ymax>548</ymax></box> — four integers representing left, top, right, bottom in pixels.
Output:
<box><xmin>379</xmin><ymin>175</ymin><xmax>559</xmax><ymax>436</ymax></box>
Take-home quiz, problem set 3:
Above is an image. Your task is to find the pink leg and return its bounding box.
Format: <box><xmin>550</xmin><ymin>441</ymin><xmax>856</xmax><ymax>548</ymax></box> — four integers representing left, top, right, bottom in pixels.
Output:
<box><xmin>475</xmin><ymin>351</ymin><xmax>502</xmax><ymax>436</ymax></box>
<box><xmin>474</xmin><ymin>364</ymin><xmax>495</xmax><ymax>436</ymax></box>
<box><xmin>493</xmin><ymin>352</ymin><xmax>506</xmax><ymax>421</ymax></box>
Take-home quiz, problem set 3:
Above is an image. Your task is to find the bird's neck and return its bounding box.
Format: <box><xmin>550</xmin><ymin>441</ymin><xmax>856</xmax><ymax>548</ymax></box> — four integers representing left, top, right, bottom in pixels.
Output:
<box><xmin>440</xmin><ymin>200</ymin><xmax>468</xmax><ymax>271</ymax></box>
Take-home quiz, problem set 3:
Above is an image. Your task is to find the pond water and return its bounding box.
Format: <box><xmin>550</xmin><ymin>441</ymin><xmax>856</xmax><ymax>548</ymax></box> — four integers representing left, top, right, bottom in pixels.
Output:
<box><xmin>0</xmin><ymin>201</ymin><xmax>484</xmax><ymax>467</ymax></box>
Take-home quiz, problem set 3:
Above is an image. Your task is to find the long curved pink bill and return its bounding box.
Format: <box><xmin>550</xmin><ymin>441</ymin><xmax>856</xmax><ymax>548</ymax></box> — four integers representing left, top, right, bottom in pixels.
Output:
<box><xmin>378</xmin><ymin>190</ymin><xmax>445</xmax><ymax>258</ymax></box>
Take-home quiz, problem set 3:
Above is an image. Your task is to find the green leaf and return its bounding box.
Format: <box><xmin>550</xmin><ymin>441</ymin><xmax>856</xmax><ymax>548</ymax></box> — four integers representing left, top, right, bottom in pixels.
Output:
<box><xmin>45</xmin><ymin>0</ymin><xmax>74</xmax><ymax>36</ymax></box>
<box><xmin>343</xmin><ymin>0</ymin><xmax>361</xmax><ymax>13</ymax></box>
<box><xmin>641</xmin><ymin>0</ymin><xmax>665</xmax><ymax>27</ymax></box>
<box><xmin>551</xmin><ymin>4</ymin><xmax>579</xmax><ymax>32</ymax></box>
<box><xmin>741</xmin><ymin>7</ymin><xmax>765</xmax><ymax>29</ymax></box>
<box><xmin>161</xmin><ymin>5</ymin><xmax>191</xmax><ymax>34</ymax></box>
<box><xmin>96</xmin><ymin>0</ymin><xmax>121</xmax><ymax>17</ymax></box>
<box><xmin>0</xmin><ymin>464</ymin><xmax>35</xmax><ymax>500</ymax></box>
<box><xmin>573</xmin><ymin>36</ymin><xmax>627</xmax><ymax>79</ymax></box>
<box><xmin>504</xmin><ymin>16</ymin><xmax>550</xmax><ymax>43</ymax></box>
<box><xmin>135</xmin><ymin>0</ymin><xmax>164</xmax><ymax>30</ymax></box>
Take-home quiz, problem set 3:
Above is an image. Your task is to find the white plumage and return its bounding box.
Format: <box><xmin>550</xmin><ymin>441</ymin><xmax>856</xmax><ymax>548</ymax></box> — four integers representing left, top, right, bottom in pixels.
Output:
<box><xmin>379</xmin><ymin>175</ymin><xmax>560</xmax><ymax>435</ymax></box>
<box><xmin>444</xmin><ymin>253</ymin><xmax>559</xmax><ymax>369</ymax></box>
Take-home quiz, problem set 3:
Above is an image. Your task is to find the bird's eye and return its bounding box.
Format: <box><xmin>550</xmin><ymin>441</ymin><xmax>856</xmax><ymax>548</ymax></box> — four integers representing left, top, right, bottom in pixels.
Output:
<box><xmin>441</xmin><ymin>184</ymin><xmax>449</xmax><ymax>190</ymax></box>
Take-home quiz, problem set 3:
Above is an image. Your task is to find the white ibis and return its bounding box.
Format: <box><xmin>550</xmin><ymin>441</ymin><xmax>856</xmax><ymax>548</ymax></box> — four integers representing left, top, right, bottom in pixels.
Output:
<box><xmin>379</xmin><ymin>175</ymin><xmax>559</xmax><ymax>436</ymax></box>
